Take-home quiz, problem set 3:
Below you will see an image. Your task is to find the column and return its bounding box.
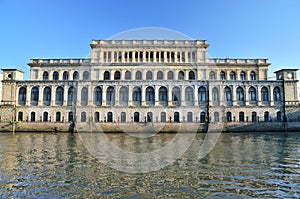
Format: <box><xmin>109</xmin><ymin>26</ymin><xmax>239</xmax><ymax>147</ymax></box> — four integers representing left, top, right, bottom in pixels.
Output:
<box><xmin>38</xmin><ymin>86</ymin><xmax>43</xmax><ymax>106</ymax></box>
<box><xmin>232</xmin><ymin>85</ymin><xmax>237</xmax><ymax>106</ymax></box>
<box><xmin>132</xmin><ymin>51</ymin><xmax>136</xmax><ymax>63</ymax></box>
<box><xmin>143</xmin><ymin>51</ymin><xmax>146</xmax><ymax>62</ymax></box>
<box><xmin>153</xmin><ymin>51</ymin><xmax>157</xmax><ymax>63</ymax></box>
<box><xmin>115</xmin><ymin>85</ymin><xmax>119</xmax><ymax>106</ymax></box>
<box><xmin>141</xmin><ymin>85</ymin><xmax>146</xmax><ymax>106</ymax></box>
<box><xmin>164</xmin><ymin>51</ymin><xmax>167</xmax><ymax>63</ymax></box>
<box><xmin>88</xmin><ymin>85</ymin><xmax>93</xmax><ymax>106</ymax></box>
<box><xmin>128</xmin><ymin>85</ymin><xmax>133</xmax><ymax>106</ymax></box>
<box><xmin>219</xmin><ymin>86</ymin><xmax>224</xmax><ymax>106</ymax></box>
<box><xmin>181</xmin><ymin>85</ymin><xmax>185</xmax><ymax>106</ymax></box>
<box><xmin>257</xmin><ymin>86</ymin><xmax>262</xmax><ymax>106</ymax></box>
<box><xmin>102</xmin><ymin>85</ymin><xmax>107</xmax><ymax>106</ymax></box>
<box><xmin>50</xmin><ymin>86</ymin><xmax>55</xmax><ymax>106</ymax></box>
<box><xmin>155</xmin><ymin>85</ymin><xmax>159</xmax><ymax>106</ymax></box>
<box><xmin>63</xmin><ymin>85</ymin><xmax>68</xmax><ymax>106</ymax></box>
<box><xmin>245</xmin><ymin>86</ymin><xmax>249</xmax><ymax>106</ymax></box>
<box><xmin>168</xmin><ymin>86</ymin><xmax>172</xmax><ymax>106</ymax></box>
<box><xmin>270</xmin><ymin>85</ymin><xmax>274</xmax><ymax>106</ymax></box>
<box><xmin>194</xmin><ymin>85</ymin><xmax>198</xmax><ymax>106</ymax></box>
<box><xmin>121</xmin><ymin>51</ymin><xmax>125</xmax><ymax>63</ymax></box>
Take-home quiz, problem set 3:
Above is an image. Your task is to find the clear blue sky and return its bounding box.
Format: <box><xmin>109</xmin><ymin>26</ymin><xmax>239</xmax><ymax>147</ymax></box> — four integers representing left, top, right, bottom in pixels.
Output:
<box><xmin>0</xmin><ymin>0</ymin><xmax>299</xmax><ymax>80</ymax></box>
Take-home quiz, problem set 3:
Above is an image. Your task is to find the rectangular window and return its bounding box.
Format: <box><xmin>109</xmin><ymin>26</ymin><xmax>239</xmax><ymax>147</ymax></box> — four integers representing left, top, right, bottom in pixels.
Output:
<box><xmin>34</xmin><ymin>69</ymin><xmax>38</xmax><ymax>79</ymax></box>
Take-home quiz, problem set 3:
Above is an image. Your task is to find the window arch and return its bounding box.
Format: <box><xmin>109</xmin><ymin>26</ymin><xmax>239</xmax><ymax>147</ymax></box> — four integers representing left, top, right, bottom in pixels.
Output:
<box><xmin>43</xmin><ymin>87</ymin><xmax>51</xmax><ymax>106</ymax></box>
<box><xmin>200</xmin><ymin>112</ymin><xmax>206</xmax><ymax>123</ymax></box>
<box><xmin>114</xmin><ymin>71</ymin><xmax>121</xmax><ymax>80</ymax></box>
<box><xmin>31</xmin><ymin>112</ymin><xmax>36</xmax><ymax>122</ymax></box>
<box><xmin>185</xmin><ymin>87</ymin><xmax>194</xmax><ymax>106</ymax></box>
<box><xmin>167</xmin><ymin>71</ymin><xmax>174</xmax><ymax>80</ymax></box>
<box><xmin>240</xmin><ymin>71</ymin><xmax>246</xmax><ymax>80</ymax></box>
<box><xmin>18</xmin><ymin>87</ymin><xmax>26</xmax><ymax>106</ymax></box>
<box><xmin>94</xmin><ymin>112</ymin><xmax>100</xmax><ymax>122</ymax></box>
<box><xmin>157</xmin><ymin>71</ymin><xmax>163</xmax><ymax>80</ymax></box>
<box><xmin>55</xmin><ymin>86</ymin><xmax>64</xmax><ymax>106</ymax></box>
<box><xmin>159</xmin><ymin>86</ymin><xmax>168</xmax><ymax>106</ymax></box>
<box><xmin>250</xmin><ymin>71</ymin><xmax>256</xmax><ymax>80</ymax></box>
<box><xmin>230</xmin><ymin>71</ymin><xmax>236</xmax><ymax>80</ymax></box>
<box><xmin>81</xmin><ymin>87</ymin><xmax>88</xmax><ymax>106</ymax></box>
<box><xmin>81</xmin><ymin>112</ymin><xmax>86</xmax><ymax>122</ymax></box>
<box><xmin>187</xmin><ymin>112</ymin><xmax>193</xmax><ymax>122</ymax></box>
<box><xmin>172</xmin><ymin>87</ymin><xmax>181</xmax><ymax>106</ymax></box>
<box><xmin>214</xmin><ymin>112</ymin><xmax>219</xmax><ymax>122</ymax></box>
<box><xmin>178</xmin><ymin>71</ymin><xmax>184</xmax><ymax>80</ymax></box>
<box><xmin>174</xmin><ymin>112</ymin><xmax>180</xmax><ymax>122</ymax></box>
<box><xmin>161</xmin><ymin>112</ymin><xmax>166</xmax><ymax>122</ymax></box>
<box><xmin>125</xmin><ymin>71</ymin><xmax>131</xmax><ymax>80</ymax></box>
<box><xmin>67</xmin><ymin>86</ymin><xmax>76</xmax><ymax>106</ymax></box>
<box><xmin>94</xmin><ymin>86</ymin><xmax>102</xmax><ymax>106</ymax></box>
<box><xmin>107</xmin><ymin>112</ymin><xmax>113</xmax><ymax>122</ymax></box>
<box><xmin>56</xmin><ymin>112</ymin><xmax>61</xmax><ymax>122</ymax></box>
<box><xmin>198</xmin><ymin>87</ymin><xmax>207</xmax><ymax>102</ymax></box>
<box><xmin>121</xmin><ymin>112</ymin><xmax>126</xmax><ymax>122</ymax></box>
<box><xmin>273</xmin><ymin>87</ymin><xmax>281</xmax><ymax>101</ymax></box>
<box><xmin>43</xmin><ymin>71</ymin><xmax>49</xmax><ymax>80</ymax></box>
<box><xmin>261</xmin><ymin>87</ymin><xmax>269</xmax><ymax>101</ymax></box>
<box><xmin>146</xmin><ymin>71</ymin><xmax>153</xmax><ymax>80</ymax></box>
<box><xmin>18</xmin><ymin>112</ymin><xmax>23</xmax><ymax>121</ymax></box>
<box><xmin>224</xmin><ymin>86</ymin><xmax>232</xmax><ymax>101</ymax></box>
<box><xmin>147</xmin><ymin>112</ymin><xmax>153</xmax><ymax>122</ymax></box>
<box><xmin>209</xmin><ymin>71</ymin><xmax>216</xmax><ymax>80</ymax></box>
<box><xmin>249</xmin><ymin>87</ymin><xmax>257</xmax><ymax>101</ymax></box>
<box><xmin>226</xmin><ymin>112</ymin><xmax>232</xmax><ymax>122</ymax></box>
<box><xmin>106</xmin><ymin>86</ymin><xmax>115</xmax><ymax>106</ymax></box>
<box><xmin>43</xmin><ymin>112</ymin><xmax>48</xmax><ymax>122</ymax></box>
<box><xmin>220</xmin><ymin>71</ymin><xmax>226</xmax><ymax>80</ymax></box>
<box><xmin>252</xmin><ymin>112</ymin><xmax>257</xmax><ymax>122</ymax></box>
<box><xmin>83</xmin><ymin>71</ymin><xmax>89</xmax><ymax>80</ymax></box>
<box><xmin>73</xmin><ymin>71</ymin><xmax>79</xmax><ymax>80</ymax></box>
<box><xmin>119</xmin><ymin>86</ymin><xmax>128</xmax><ymax>106</ymax></box>
<box><xmin>264</xmin><ymin>111</ymin><xmax>269</xmax><ymax>122</ymax></box>
<box><xmin>53</xmin><ymin>71</ymin><xmax>59</xmax><ymax>80</ymax></box>
<box><xmin>135</xmin><ymin>71</ymin><xmax>142</xmax><ymax>80</ymax></box>
<box><xmin>104</xmin><ymin>71</ymin><xmax>110</xmax><ymax>80</ymax></box>
<box><xmin>239</xmin><ymin>112</ymin><xmax>244</xmax><ymax>122</ymax></box>
<box><xmin>212</xmin><ymin>87</ymin><xmax>219</xmax><ymax>106</ymax></box>
<box><xmin>63</xmin><ymin>71</ymin><xmax>69</xmax><ymax>80</ymax></box>
<box><xmin>31</xmin><ymin>87</ymin><xmax>39</xmax><ymax>106</ymax></box>
<box><xmin>236</xmin><ymin>87</ymin><xmax>245</xmax><ymax>102</ymax></box>
<box><xmin>69</xmin><ymin>111</ymin><xmax>74</xmax><ymax>122</ymax></box>
<box><xmin>188</xmin><ymin>71</ymin><xmax>195</xmax><ymax>80</ymax></box>
<box><xmin>132</xmin><ymin>87</ymin><xmax>142</xmax><ymax>106</ymax></box>
<box><xmin>134</xmin><ymin>112</ymin><xmax>139</xmax><ymax>122</ymax></box>
<box><xmin>145</xmin><ymin>86</ymin><xmax>155</xmax><ymax>105</ymax></box>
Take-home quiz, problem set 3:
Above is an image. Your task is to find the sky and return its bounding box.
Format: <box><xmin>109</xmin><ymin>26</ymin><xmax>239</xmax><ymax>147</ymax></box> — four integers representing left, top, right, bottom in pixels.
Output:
<box><xmin>0</xmin><ymin>0</ymin><xmax>299</xmax><ymax>83</ymax></box>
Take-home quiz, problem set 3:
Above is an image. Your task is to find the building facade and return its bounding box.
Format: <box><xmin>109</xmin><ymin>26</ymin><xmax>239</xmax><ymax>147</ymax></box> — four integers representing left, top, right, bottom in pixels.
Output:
<box><xmin>1</xmin><ymin>39</ymin><xmax>299</xmax><ymax>132</ymax></box>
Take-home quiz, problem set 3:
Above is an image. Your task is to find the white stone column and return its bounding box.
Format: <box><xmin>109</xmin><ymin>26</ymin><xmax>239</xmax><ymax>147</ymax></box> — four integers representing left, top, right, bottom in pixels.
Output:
<box><xmin>219</xmin><ymin>86</ymin><xmax>224</xmax><ymax>106</ymax></box>
<box><xmin>132</xmin><ymin>51</ymin><xmax>136</xmax><ymax>63</ymax></box>
<box><xmin>88</xmin><ymin>85</ymin><xmax>93</xmax><ymax>106</ymax></box>
<box><xmin>194</xmin><ymin>85</ymin><xmax>198</xmax><ymax>106</ymax></box>
<box><xmin>121</xmin><ymin>51</ymin><xmax>125</xmax><ymax>63</ymax></box>
<box><xmin>257</xmin><ymin>86</ymin><xmax>262</xmax><ymax>106</ymax></box>
<box><xmin>115</xmin><ymin>86</ymin><xmax>119</xmax><ymax>106</ymax></box>
<box><xmin>102</xmin><ymin>85</ymin><xmax>107</xmax><ymax>106</ymax></box>
<box><xmin>50</xmin><ymin>86</ymin><xmax>55</xmax><ymax>106</ymax></box>
<box><xmin>38</xmin><ymin>86</ymin><xmax>43</xmax><ymax>106</ymax></box>
<box><xmin>181</xmin><ymin>85</ymin><xmax>186</xmax><ymax>106</ymax></box>
<box><xmin>63</xmin><ymin>85</ymin><xmax>68</xmax><ymax>106</ymax></box>
<box><xmin>155</xmin><ymin>85</ymin><xmax>159</xmax><ymax>106</ymax></box>
<box><xmin>245</xmin><ymin>86</ymin><xmax>250</xmax><ymax>106</ymax></box>
<box><xmin>128</xmin><ymin>85</ymin><xmax>133</xmax><ymax>106</ymax></box>
<box><xmin>143</xmin><ymin>51</ymin><xmax>146</xmax><ymax>62</ymax></box>
<box><xmin>164</xmin><ymin>51</ymin><xmax>167</xmax><ymax>63</ymax></box>
<box><xmin>168</xmin><ymin>86</ymin><xmax>172</xmax><ymax>106</ymax></box>
<box><xmin>141</xmin><ymin>85</ymin><xmax>146</xmax><ymax>106</ymax></box>
<box><xmin>270</xmin><ymin>85</ymin><xmax>274</xmax><ymax>106</ymax></box>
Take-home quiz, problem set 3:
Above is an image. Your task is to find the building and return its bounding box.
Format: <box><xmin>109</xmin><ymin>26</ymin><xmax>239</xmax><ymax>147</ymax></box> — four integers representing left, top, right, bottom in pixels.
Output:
<box><xmin>0</xmin><ymin>39</ymin><xmax>299</xmax><ymax>132</ymax></box>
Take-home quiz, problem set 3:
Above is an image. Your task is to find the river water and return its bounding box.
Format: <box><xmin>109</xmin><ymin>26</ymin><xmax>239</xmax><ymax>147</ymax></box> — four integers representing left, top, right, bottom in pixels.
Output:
<box><xmin>0</xmin><ymin>132</ymin><xmax>299</xmax><ymax>198</ymax></box>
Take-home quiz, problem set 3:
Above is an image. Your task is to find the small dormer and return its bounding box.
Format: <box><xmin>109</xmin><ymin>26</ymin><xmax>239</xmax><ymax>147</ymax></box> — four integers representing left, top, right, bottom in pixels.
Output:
<box><xmin>274</xmin><ymin>69</ymin><xmax>298</xmax><ymax>81</ymax></box>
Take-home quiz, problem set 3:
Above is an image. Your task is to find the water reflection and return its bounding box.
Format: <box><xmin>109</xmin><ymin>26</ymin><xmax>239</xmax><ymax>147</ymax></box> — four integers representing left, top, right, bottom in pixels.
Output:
<box><xmin>0</xmin><ymin>132</ymin><xmax>299</xmax><ymax>198</ymax></box>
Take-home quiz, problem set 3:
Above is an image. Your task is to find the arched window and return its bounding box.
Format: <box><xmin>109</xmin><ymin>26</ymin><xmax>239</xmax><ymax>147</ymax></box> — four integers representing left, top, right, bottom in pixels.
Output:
<box><xmin>147</xmin><ymin>112</ymin><xmax>153</xmax><ymax>122</ymax></box>
<box><xmin>200</xmin><ymin>112</ymin><xmax>206</xmax><ymax>123</ymax></box>
<box><xmin>277</xmin><ymin>111</ymin><xmax>282</xmax><ymax>122</ymax></box>
<box><xmin>104</xmin><ymin>71</ymin><xmax>110</xmax><ymax>80</ymax></box>
<box><xmin>94</xmin><ymin>112</ymin><xmax>100</xmax><ymax>122</ymax></box>
<box><xmin>119</xmin><ymin>86</ymin><xmax>128</xmax><ymax>106</ymax></box>
<box><xmin>188</xmin><ymin>71</ymin><xmax>195</xmax><ymax>80</ymax></box>
<box><xmin>114</xmin><ymin>71</ymin><xmax>121</xmax><ymax>80</ymax></box>
<box><xmin>125</xmin><ymin>71</ymin><xmax>131</xmax><ymax>80</ymax></box>
<box><xmin>161</xmin><ymin>112</ymin><xmax>166</xmax><ymax>122</ymax></box>
<box><xmin>145</xmin><ymin>86</ymin><xmax>155</xmax><ymax>105</ymax></box>
<box><xmin>68</xmin><ymin>87</ymin><xmax>76</xmax><ymax>106</ymax></box>
<box><xmin>239</xmin><ymin>112</ymin><xmax>244</xmax><ymax>122</ymax></box>
<box><xmin>209</xmin><ymin>71</ymin><xmax>216</xmax><ymax>80</ymax></box>
<box><xmin>55</xmin><ymin>86</ymin><xmax>64</xmax><ymax>106</ymax></box>
<box><xmin>167</xmin><ymin>71</ymin><xmax>174</xmax><ymax>80</ymax></box>
<box><xmin>81</xmin><ymin>87</ymin><xmax>88</xmax><ymax>106</ymax></box>
<box><xmin>83</xmin><ymin>71</ymin><xmax>89</xmax><ymax>80</ymax></box>
<box><xmin>121</xmin><ymin>112</ymin><xmax>126</xmax><ymax>122</ymax></box>
<box><xmin>220</xmin><ymin>71</ymin><xmax>226</xmax><ymax>80</ymax></box>
<box><xmin>198</xmin><ymin>87</ymin><xmax>207</xmax><ymax>102</ymax></box>
<box><xmin>94</xmin><ymin>86</ymin><xmax>102</xmax><ymax>106</ymax></box>
<box><xmin>107</xmin><ymin>112</ymin><xmax>113</xmax><ymax>122</ymax></box>
<box><xmin>31</xmin><ymin>112</ymin><xmax>36</xmax><ymax>122</ymax></box>
<box><xmin>249</xmin><ymin>87</ymin><xmax>257</xmax><ymax>101</ymax></box>
<box><xmin>53</xmin><ymin>71</ymin><xmax>59</xmax><ymax>80</ymax></box>
<box><xmin>212</xmin><ymin>87</ymin><xmax>219</xmax><ymax>106</ymax></box>
<box><xmin>43</xmin><ymin>71</ymin><xmax>49</xmax><ymax>80</ymax></box>
<box><xmin>224</xmin><ymin>87</ymin><xmax>232</xmax><ymax>101</ymax></box>
<box><xmin>132</xmin><ymin>87</ymin><xmax>141</xmax><ymax>106</ymax></box>
<box><xmin>273</xmin><ymin>87</ymin><xmax>281</xmax><ymax>101</ymax></box>
<box><xmin>214</xmin><ymin>112</ymin><xmax>219</xmax><ymax>122</ymax></box>
<box><xmin>63</xmin><ymin>71</ymin><xmax>69</xmax><ymax>80</ymax></box>
<box><xmin>18</xmin><ymin>112</ymin><xmax>23</xmax><ymax>121</ymax></box>
<box><xmin>252</xmin><ymin>112</ymin><xmax>257</xmax><ymax>122</ymax></box>
<box><xmin>185</xmin><ymin>87</ymin><xmax>194</xmax><ymax>106</ymax></box>
<box><xmin>187</xmin><ymin>112</ymin><xmax>193</xmax><ymax>122</ymax></box>
<box><xmin>261</xmin><ymin>87</ymin><xmax>269</xmax><ymax>101</ymax></box>
<box><xmin>18</xmin><ymin>87</ymin><xmax>26</xmax><ymax>106</ymax></box>
<box><xmin>236</xmin><ymin>87</ymin><xmax>244</xmax><ymax>101</ymax></box>
<box><xmin>146</xmin><ymin>71</ymin><xmax>153</xmax><ymax>80</ymax></box>
<box><xmin>134</xmin><ymin>112</ymin><xmax>139</xmax><ymax>122</ymax></box>
<box><xmin>157</xmin><ymin>71</ymin><xmax>163</xmax><ymax>80</ymax></box>
<box><xmin>43</xmin><ymin>112</ymin><xmax>48</xmax><ymax>122</ymax></box>
<box><xmin>43</xmin><ymin>87</ymin><xmax>51</xmax><ymax>106</ymax></box>
<box><xmin>250</xmin><ymin>71</ymin><xmax>256</xmax><ymax>80</ymax></box>
<box><xmin>56</xmin><ymin>112</ymin><xmax>61</xmax><ymax>122</ymax></box>
<box><xmin>172</xmin><ymin>87</ymin><xmax>181</xmax><ymax>106</ymax></box>
<box><xmin>81</xmin><ymin>112</ymin><xmax>86</xmax><ymax>122</ymax></box>
<box><xmin>174</xmin><ymin>112</ymin><xmax>180</xmax><ymax>122</ymax></box>
<box><xmin>178</xmin><ymin>71</ymin><xmax>184</xmax><ymax>80</ymax></box>
<box><xmin>230</xmin><ymin>71</ymin><xmax>236</xmax><ymax>80</ymax></box>
<box><xmin>264</xmin><ymin>111</ymin><xmax>269</xmax><ymax>122</ymax></box>
<box><xmin>226</xmin><ymin>112</ymin><xmax>232</xmax><ymax>122</ymax></box>
<box><xmin>159</xmin><ymin>86</ymin><xmax>168</xmax><ymax>106</ymax></box>
<box><xmin>135</xmin><ymin>71</ymin><xmax>142</xmax><ymax>80</ymax></box>
<box><xmin>240</xmin><ymin>71</ymin><xmax>246</xmax><ymax>80</ymax></box>
<box><xmin>31</xmin><ymin>87</ymin><xmax>39</xmax><ymax>106</ymax></box>
<box><xmin>68</xmin><ymin>111</ymin><xmax>74</xmax><ymax>122</ymax></box>
<box><xmin>106</xmin><ymin>87</ymin><xmax>115</xmax><ymax>106</ymax></box>
<box><xmin>73</xmin><ymin>71</ymin><xmax>79</xmax><ymax>80</ymax></box>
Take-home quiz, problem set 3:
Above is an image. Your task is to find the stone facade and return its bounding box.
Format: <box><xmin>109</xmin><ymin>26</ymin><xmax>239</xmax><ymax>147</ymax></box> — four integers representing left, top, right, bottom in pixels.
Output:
<box><xmin>0</xmin><ymin>39</ymin><xmax>299</xmax><ymax>132</ymax></box>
